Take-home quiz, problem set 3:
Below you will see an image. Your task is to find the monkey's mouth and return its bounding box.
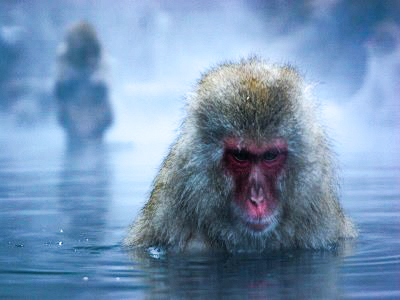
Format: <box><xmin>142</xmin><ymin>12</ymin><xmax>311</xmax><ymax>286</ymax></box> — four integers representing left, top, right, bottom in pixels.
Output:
<box><xmin>245</xmin><ymin>221</ymin><xmax>271</xmax><ymax>232</ymax></box>
<box><xmin>242</xmin><ymin>213</ymin><xmax>278</xmax><ymax>232</ymax></box>
<box><xmin>232</xmin><ymin>203</ymin><xmax>279</xmax><ymax>233</ymax></box>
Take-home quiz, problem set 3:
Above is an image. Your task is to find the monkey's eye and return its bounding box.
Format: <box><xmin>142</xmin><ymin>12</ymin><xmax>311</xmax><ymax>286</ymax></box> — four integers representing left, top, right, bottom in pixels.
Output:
<box><xmin>231</xmin><ymin>150</ymin><xmax>250</xmax><ymax>162</ymax></box>
<box><xmin>263</xmin><ymin>150</ymin><xmax>279</xmax><ymax>161</ymax></box>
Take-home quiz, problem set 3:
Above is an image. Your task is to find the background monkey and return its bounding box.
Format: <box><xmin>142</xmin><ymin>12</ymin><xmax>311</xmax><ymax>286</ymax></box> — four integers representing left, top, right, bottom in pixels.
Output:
<box><xmin>125</xmin><ymin>57</ymin><xmax>357</xmax><ymax>253</ymax></box>
<box><xmin>54</xmin><ymin>21</ymin><xmax>113</xmax><ymax>148</ymax></box>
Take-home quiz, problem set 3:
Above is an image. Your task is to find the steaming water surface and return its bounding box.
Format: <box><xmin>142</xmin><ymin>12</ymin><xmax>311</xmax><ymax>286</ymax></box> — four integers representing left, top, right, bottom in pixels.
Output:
<box><xmin>0</xmin><ymin>130</ymin><xmax>399</xmax><ymax>299</ymax></box>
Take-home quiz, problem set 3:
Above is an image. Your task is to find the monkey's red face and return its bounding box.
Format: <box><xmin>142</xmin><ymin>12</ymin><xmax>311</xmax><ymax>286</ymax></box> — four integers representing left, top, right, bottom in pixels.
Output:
<box><xmin>223</xmin><ymin>137</ymin><xmax>288</xmax><ymax>232</ymax></box>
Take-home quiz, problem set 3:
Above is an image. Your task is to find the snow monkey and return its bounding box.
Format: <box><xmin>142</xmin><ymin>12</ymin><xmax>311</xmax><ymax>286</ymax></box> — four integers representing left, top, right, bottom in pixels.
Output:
<box><xmin>55</xmin><ymin>21</ymin><xmax>112</xmax><ymax>148</ymax></box>
<box><xmin>125</xmin><ymin>57</ymin><xmax>357</xmax><ymax>253</ymax></box>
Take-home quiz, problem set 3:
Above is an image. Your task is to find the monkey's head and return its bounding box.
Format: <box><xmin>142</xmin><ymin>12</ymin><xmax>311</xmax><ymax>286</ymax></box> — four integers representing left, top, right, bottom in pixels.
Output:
<box><xmin>181</xmin><ymin>58</ymin><xmax>328</xmax><ymax>250</ymax></box>
<box><xmin>63</xmin><ymin>21</ymin><xmax>101</xmax><ymax>69</ymax></box>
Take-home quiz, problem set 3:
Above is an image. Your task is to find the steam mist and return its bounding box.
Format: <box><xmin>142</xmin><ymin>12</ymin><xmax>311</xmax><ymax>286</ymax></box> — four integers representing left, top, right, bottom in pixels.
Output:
<box><xmin>1</xmin><ymin>0</ymin><xmax>399</xmax><ymax>164</ymax></box>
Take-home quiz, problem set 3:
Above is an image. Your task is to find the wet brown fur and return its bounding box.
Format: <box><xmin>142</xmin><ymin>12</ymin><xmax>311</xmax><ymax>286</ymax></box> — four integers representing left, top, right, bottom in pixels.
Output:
<box><xmin>125</xmin><ymin>57</ymin><xmax>357</xmax><ymax>253</ymax></box>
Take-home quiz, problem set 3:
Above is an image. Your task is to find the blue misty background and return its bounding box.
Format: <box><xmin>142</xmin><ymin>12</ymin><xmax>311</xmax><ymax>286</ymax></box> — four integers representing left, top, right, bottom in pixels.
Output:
<box><xmin>0</xmin><ymin>1</ymin><xmax>400</xmax><ymax>298</ymax></box>
<box><xmin>1</xmin><ymin>0</ymin><xmax>399</xmax><ymax>162</ymax></box>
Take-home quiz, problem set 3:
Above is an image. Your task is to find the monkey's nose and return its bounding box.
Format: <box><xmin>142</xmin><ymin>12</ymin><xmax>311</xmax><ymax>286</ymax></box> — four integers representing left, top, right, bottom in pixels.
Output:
<box><xmin>250</xmin><ymin>186</ymin><xmax>265</xmax><ymax>205</ymax></box>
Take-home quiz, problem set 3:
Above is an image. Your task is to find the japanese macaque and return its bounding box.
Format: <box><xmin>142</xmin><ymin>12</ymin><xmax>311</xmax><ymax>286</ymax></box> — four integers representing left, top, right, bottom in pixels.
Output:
<box><xmin>54</xmin><ymin>21</ymin><xmax>112</xmax><ymax>147</ymax></box>
<box><xmin>125</xmin><ymin>57</ymin><xmax>357</xmax><ymax>253</ymax></box>
<box><xmin>352</xmin><ymin>21</ymin><xmax>400</xmax><ymax>127</ymax></box>
<box><xmin>323</xmin><ymin>21</ymin><xmax>400</xmax><ymax>151</ymax></box>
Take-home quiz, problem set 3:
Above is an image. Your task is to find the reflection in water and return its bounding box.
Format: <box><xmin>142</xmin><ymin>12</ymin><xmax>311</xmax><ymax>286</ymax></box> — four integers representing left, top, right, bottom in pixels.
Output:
<box><xmin>58</xmin><ymin>145</ymin><xmax>111</xmax><ymax>244</ymax></box>
<box><xmin>128</xmin><ymin>243</ymin><xmax>355</xmax><ymax>299</ymax></box>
